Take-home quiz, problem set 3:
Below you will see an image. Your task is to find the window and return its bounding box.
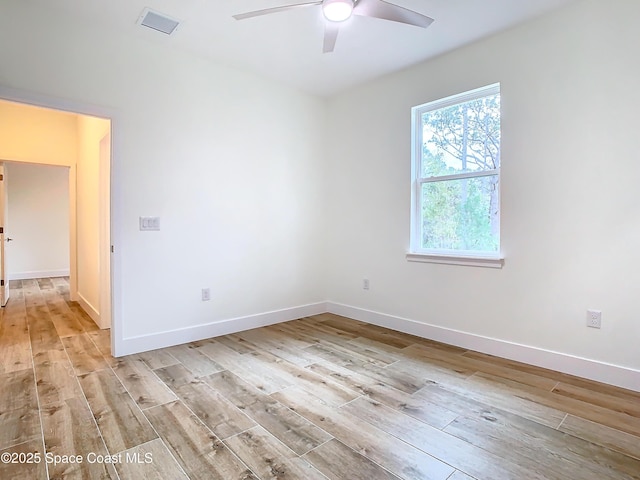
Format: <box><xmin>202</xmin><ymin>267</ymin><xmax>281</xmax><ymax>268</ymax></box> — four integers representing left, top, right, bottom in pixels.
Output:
<box><xmin>409</xmin><ymin>84</ymin><xmax>502</xmax><ymax>267</ymax></box>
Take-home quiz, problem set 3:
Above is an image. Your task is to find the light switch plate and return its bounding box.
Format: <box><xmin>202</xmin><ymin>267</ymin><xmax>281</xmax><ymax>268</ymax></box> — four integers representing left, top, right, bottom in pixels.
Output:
<box><xmin>139</xmin><ymin>216</ymin><xmax>160</xmax><ymax>231</ymax></box>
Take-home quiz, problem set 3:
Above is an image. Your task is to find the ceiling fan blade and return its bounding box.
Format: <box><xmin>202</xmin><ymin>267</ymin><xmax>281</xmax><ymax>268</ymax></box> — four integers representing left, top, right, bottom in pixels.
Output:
<box><xmin>323</xmin><ymin>21</ymin><xmax>340</xmax><ymax>53</ymax></box>
<box><xmin>353</xmin><ymin>0</ymin><xmax>434</xmax><ymax>28</ymax></box>
<box><xmin>233</xmin><ymin>1</ymin><xmax>322</xmax><ymax>20</ymax></box>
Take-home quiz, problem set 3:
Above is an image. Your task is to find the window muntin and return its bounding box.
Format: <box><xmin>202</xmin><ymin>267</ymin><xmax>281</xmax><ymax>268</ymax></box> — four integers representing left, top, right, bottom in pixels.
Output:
<box><xmin>411</xmin><ymin>84</ymin><xmax>501</xmax><ymax>257</ymax></box>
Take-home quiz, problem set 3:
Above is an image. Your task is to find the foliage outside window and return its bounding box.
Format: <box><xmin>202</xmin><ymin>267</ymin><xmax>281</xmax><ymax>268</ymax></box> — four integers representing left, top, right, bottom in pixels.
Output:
<box><xmin>410</xmin><ymin>84</ymin><xmax>501</xmax><ymax>258</ymax></box>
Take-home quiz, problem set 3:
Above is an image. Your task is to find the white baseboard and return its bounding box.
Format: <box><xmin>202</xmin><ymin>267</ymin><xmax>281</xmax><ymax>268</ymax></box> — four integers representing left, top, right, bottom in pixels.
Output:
<box><xmin>115</xmin><ymin>302</ymin><xmax>328</xmax><ymax>357</ymax></box>
<box><xmin>77</xmin><ymin>292</ymin><xmax>102</xmax><ymax>328</ymax></box>
<box><xmin>111</xmin><ymin>298</ymin><xmax>640</xmax><ymax>392</ymax></box>
<box><xmin>9</xmin><ymin>270</ymin><xmax>70</xmax><ymax>281</ymax></box>
<box><xmin>327</xmin><ymin>302</ymin><xmax>640</xmax><ymax>393</ymax></box>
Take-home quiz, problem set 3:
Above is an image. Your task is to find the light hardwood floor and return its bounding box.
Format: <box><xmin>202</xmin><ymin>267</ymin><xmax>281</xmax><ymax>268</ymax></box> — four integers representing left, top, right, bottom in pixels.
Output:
<box><xmin>1</xmin><ymin>278</ymin><xmax>639</xmax><ymax>479</ymax></box>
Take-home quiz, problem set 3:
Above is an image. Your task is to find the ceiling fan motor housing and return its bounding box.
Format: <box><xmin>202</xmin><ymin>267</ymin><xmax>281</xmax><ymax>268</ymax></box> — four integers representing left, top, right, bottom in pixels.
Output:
<box><xmin>322</xmin><ymin>0</ymin><xmax>355</xmax><ymax>22</ymax></box>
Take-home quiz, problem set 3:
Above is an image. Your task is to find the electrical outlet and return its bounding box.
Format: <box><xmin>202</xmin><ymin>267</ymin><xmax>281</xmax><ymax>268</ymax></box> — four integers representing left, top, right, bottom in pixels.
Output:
<box><xmin>201</xmin><ymin>288</ymin><xmax>211</xmax><ymax>302</ymax></box>
<box><xmin>363</xmin><ymin>278</ymin><xmax>370</xmax><ymax>290</ymax></box>
<box><xmin>586</xmin><ymin>309</ymin><xmax>601</xmax><ymax>329</ymax></box>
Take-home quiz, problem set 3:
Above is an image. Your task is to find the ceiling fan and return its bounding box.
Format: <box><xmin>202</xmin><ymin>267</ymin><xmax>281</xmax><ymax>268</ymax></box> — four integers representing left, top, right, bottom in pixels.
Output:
<box><xmin>233</xmin><ymin>0</ymin><xmax>434</xmax><ymax>53</ymax></box>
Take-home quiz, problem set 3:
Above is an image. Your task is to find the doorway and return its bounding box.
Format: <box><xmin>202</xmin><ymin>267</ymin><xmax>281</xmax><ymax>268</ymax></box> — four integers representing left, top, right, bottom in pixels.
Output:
<box><xmin>0</xmin><ymin>162</ymin><xmax>71</xmax><ymax>307</ymax></box>
<box><xmin>0</xmin><ymin>96</ymin><xmax>113</xmax><ymax>333</ymax></box>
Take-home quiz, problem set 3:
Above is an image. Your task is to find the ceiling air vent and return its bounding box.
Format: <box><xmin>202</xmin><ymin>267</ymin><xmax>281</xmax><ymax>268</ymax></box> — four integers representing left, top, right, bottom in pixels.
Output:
<box><xmin>137</xmin><ymin>8</ymin><xmax>180</xmax><ymax>35</ymax></box>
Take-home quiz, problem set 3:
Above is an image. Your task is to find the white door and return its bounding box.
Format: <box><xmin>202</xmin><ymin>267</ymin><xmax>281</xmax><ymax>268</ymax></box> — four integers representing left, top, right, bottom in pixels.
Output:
<box><xmin>0</xmin><ymin>163</ymin><xmax>10</xmax><ymax>306</ymax></box>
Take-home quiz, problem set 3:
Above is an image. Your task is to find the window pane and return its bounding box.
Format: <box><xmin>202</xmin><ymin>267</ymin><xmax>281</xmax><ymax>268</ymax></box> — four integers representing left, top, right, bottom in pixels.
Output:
<box><xmin>421</xmin><ymin>94</ymin><xmax>500</xmax><ymax>178</ymax></box>
<box><xmin>421</xmin><ymin>175</ymin><xmax>499</xmax><ymax>252</ymax></box>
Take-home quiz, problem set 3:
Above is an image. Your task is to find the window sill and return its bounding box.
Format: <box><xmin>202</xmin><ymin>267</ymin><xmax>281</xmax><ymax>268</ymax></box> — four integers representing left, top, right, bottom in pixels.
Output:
<box><xmin>406</xmin><ymin>252</ymin><xmax>504</xmax><ymax>269</ymax></box>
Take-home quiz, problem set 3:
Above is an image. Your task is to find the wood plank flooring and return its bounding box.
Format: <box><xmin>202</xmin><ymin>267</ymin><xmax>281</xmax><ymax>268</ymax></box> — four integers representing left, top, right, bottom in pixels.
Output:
<box><xmin>1</xmin><ymin>278</ymin><xmax>639</xmax><ymax>479</ymax></box>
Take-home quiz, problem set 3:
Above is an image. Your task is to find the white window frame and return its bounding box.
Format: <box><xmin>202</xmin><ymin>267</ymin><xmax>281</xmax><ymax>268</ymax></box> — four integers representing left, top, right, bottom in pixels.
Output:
<box><xmin>408</xmin><ymin>83</ymin><xmax>504</xmax><ymax>268</ymax></box>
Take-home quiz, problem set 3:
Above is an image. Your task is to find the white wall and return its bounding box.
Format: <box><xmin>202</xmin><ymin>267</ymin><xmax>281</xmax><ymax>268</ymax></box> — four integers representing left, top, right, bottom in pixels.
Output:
<box><xmin>0</xmin><ymin>0</ymin><xmax>326</xmax><ymax>352</ymax></box>
<box><xmin>0</xmin><ymin>99</ymin><xmax>77</xmax><ymax>166</ymax></box>
<box><xmin>6</xmin><ymin>163</ymin><xmax>70</xmax><ymax>280</ymax></box>
<box><xmin>325</xmin><ymin>0</ymin><xmax>640</xmax><ymax>382</ymax></box>
<box><xmin>76</xmin><ymin>115</ymin><xmax>110</xmax><ymax>324</ymax></box>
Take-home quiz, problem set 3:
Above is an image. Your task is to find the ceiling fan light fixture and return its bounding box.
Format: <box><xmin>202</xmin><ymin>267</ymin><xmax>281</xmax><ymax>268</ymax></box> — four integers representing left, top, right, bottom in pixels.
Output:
<box><xmin>322</xmin><ymin>0</ymin><xmax>353</xmax><ymax>22</ymax></box>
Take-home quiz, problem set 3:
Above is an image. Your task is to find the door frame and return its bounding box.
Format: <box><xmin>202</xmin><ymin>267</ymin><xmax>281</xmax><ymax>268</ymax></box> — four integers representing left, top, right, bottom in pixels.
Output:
<box><xmin>0</xmin><ymin>163</ymin><xmax>9</xmax><ymax>306</ymax></box>
<box><xmin>0</xmin><ymin>161</ymin><xmax>72</xmax><ymax>304</ymax></box>
<box><xmin>0</xmin><ymin>84</ymin><xmax>121</xmax><ymax>355</ymax></box>
<box><xmin>98</xmin><ymin>132</ymin><xmax>111</xmax><ymax>329</ymax></box>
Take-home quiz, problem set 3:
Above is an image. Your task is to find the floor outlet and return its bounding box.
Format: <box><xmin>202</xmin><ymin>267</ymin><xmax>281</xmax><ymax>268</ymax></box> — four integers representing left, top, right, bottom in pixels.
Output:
<box><xmin>586</xmin><ymin>309</ymin><xmax>601</xmax><ymax>329</ymax></box>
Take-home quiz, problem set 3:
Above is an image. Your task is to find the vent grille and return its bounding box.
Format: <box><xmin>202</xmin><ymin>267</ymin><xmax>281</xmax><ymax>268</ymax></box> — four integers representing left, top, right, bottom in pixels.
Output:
<box><xmin>138</xmin><ymin>8</ymin><xmax>180</xmax><ymax>35</ymax></box>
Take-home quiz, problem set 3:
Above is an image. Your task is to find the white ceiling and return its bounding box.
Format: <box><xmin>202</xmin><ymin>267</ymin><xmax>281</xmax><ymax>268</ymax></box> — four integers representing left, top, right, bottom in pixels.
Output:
<box><xmin>43</xmin><ymin>0</ymin><xmax>576</xmax><ymax>96</ymax></box>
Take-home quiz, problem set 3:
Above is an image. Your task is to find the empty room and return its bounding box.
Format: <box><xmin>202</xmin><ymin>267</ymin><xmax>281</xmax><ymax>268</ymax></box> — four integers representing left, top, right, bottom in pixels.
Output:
<box><xmin>0</xmin><ymin>0</ymin><xmax>638</xmax><ymax>479</ymax></box>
